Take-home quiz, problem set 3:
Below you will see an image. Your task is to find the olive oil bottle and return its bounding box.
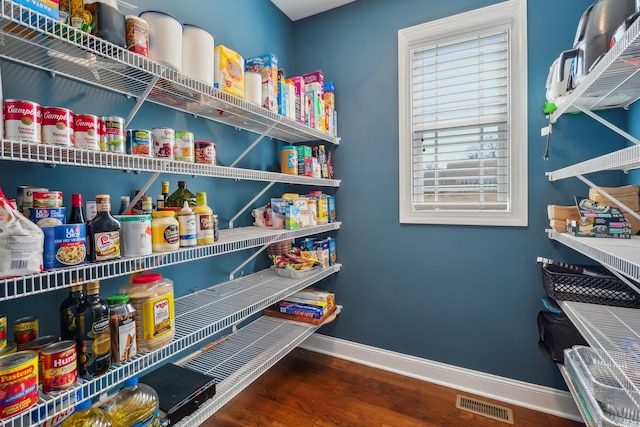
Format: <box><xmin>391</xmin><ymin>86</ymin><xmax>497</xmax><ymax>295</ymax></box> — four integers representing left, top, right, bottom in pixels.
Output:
<box><xmin>76</xmin><ymin>281</ymin><xmax>111</xmax><ymax>378</ymax></box>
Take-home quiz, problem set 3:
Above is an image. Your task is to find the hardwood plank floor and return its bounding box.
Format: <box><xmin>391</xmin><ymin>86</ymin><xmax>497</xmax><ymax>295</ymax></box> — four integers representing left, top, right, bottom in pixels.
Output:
<box><xmin>203</xmin><ymin>347</ymin><xmax>584</xmax><ymax>427</ymax></box>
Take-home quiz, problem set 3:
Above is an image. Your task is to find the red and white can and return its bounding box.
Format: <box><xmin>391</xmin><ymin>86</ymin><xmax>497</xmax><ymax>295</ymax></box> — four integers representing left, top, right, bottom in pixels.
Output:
<box><xmin>74</xmin><ymin>114</ymin><xmax>101</xmax><ymax>150</ymax></box>
<box><xmin>39</xmin><ymin>340</ymin><xmax>77</xmax><ymax>394</ymax></box>
<box><xmin>4</xmin><ymin>99</ymin><xmax>41</xmax><ymax>142</ymax></box>
<box><xmin>41</xmin><ymin>107</ymin><xmax>74</xmax><ymax>146</ymax></box>
<box><xmin>126</xmin><ymin>15</ymin><xmax>149</xmax><ymax>56</ymax></box>
<box><xmin>152</xmin><ymin>127</ymin><xmax>175</xmax><ymax>159</ymax></box>
<box><xmin>194</xmin><ymin>141</ymin><xmax>216</xmax><ymax>165</ymax></box>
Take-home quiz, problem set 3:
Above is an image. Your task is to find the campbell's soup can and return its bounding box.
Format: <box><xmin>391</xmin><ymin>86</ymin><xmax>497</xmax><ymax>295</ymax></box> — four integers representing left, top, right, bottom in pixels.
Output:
<box><xmin>194</xmin><ymin>141</ymin><xmax>216</xmax><ymax>165</ymax></box>
<box><xmin>175</xmin><ymin>131</ymin><xmax>194</xmax><ymax>162</ymax></box>
<box><xmin>126</xmin><ymin>129</ymin><xmax>152</xmax><ymax>156</ymax></box>
<box><xmin>0</xmin><ymin>351</ymin><xmax>39</xmax><ymax>419</ymax></box>
<box><xmin>14</xmin><ymin>317</ymin><xmax>38</xmax><ymax>350</ymax></box>
<box><xmin>152</xmin><ymin>127</ymin><xmax>175</xmax><ymax>159</ymax></box>
<box><xmin>126</xmin><ymin>15</ymin><xmax>149</xmax><ymax>56</ymax></box>
<box><xmin>74</xmin><ymin>114</ymin><xmax>101</xmax><ymax>150</ymax></box>
<box><xmin>40</xmin><ymin>340</ymin><xmax>77</xmax><ymax>394</ymax></box>
<box><xmin>101</xmin><ymin>116</ymin><xmax>125</xmax><ymax>152</ymax></box>
<box><xmin>41</xmin><ymin>107</ymin><xmax>74</xmax><ymax>146</ymax></box>
<box><xmin>4</xmin><ymin>99</ymin><xmax>41</xmax><ymax>142</ymax></box>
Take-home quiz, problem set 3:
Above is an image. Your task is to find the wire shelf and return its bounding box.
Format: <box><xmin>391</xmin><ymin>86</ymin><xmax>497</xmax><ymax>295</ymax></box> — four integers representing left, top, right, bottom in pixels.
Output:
<box><xmin>546</xmin><ymin>145</ymin><xmax>640</xmax><ymax>181</ymax></box>
<box><xmin>0</xmin><ymin>1</ymin><xmax>339</xmax><ymax>145</ymax></box>
<box><xmin>0</xmin><ymin>140</ymin><xmax>341</xmax><ymax>187</ymax></box>
<box><xmin>0</xmin><ymin>222</ymin><xmax>341</xmax><ymax>301</ymax></box>
<box><xmin>175</xmin><ymin>316</ymin><xmax>319</xmax><ymax>426</ymax></box>
<box><xmin>5</xmin><ymin>264</ymin><xmax>341</xmax><ymax>427</ymax></box>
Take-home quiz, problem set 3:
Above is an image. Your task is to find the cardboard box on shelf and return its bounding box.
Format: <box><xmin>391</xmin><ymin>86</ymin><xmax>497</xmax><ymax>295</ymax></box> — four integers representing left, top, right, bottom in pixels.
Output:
<box><xmin>245</xmin><ymin>53</ymin><xmax>278</xmax><ymax>113</ymax></box>
<box><xmin>568</xmin><ymin>197</ymin><xmax>631</xmax><ymax>238</ymax></box>
<box><xmin>214</xmin><ymin>45</ymin><xmax>245</xmax><ymax>99</ymax></box>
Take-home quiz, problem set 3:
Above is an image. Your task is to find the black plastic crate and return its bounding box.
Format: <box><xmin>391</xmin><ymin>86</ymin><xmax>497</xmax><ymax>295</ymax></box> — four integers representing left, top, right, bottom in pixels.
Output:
<box><xmin>541</xmin><ymin>263</ymin><xmax>640</xmax><ymax>308</ymax></box>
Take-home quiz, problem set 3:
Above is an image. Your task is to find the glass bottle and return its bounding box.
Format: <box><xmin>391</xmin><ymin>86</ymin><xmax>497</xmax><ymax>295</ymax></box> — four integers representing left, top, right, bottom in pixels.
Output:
<box><xmin>87</xmin><ymin>194</ymin><xmax>121</xmax><ymax>262</ymax></box>
<box><xmin>119</xmin><ymin>196</ymin><xmax>130</xmax><ymax>215</ymax></box>
<box><xmin>101</xmin><ymin>375</ymin><xmax>159</xmax><ymax>427</ymax></box>
<box><xmin>68</xmin><ymin>193</ymin><xmax>85</xmax><ymax>224</ymax></box>
<box><xmin>60</xmin><ymin>282</ymin><xmax>84</xmax><ymax>341</ymax></box>
<box><xmin>161</xmin><ymin>181</ymin><xmax>170</xmax><ymax>204</ymax></box>
<box><xmin>193</xmin><ymin>192</ymin><xmax>214</xmax><ymax>245</ymax></box>
<box><xmin>318</xmin><ymin>145</ymin><xmax>328</xmax><ymax>178</ymax></box>
<box><xmin>76</xmin><ymin>281</ymin><xmax>111</xmax><ymax>378</ymax></box>
<box><xmin>60</xmin><ymin>399</ymin><xmax>112</xmax><ymax>427</ymax></box>
<box><xmin>165</xmin><ymin>180</ymin><xmax>196</xmax><ymax>208</ymax></box>
<box><xmin>106</xmin><ymin>293</ymin><xmax>136</xmax><ymax>364</ymax></box>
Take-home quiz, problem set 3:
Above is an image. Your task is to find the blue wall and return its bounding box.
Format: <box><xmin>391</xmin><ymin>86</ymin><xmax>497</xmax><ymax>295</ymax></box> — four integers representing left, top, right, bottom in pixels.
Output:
<box><xmin>0</xmin><ymin>0</ymin><xmax>628</xmax><ymax>392</ymax></box>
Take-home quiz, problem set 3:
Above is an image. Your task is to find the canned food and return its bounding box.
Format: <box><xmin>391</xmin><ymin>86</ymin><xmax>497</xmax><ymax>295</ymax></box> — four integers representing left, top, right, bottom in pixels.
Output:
<box><xmin>126</xmin><ymin>129</ymin><xmax>152</xmax><ymax>155</ymax></box>
<box><xmin>0</xmin><ymin>351</ymin><xmax>39</xmax><ymax>419</ymax></box>
<box><xmin>152</xmin><ymin>127</ymin><xmax>175</xmax><ymax>159</ymax></box>
<box><xmin>23</xmin><ymin>336</ymin><xmax>59</xmax><ymax>384</ymax></box>
<box><xmin>74</xmin><ymin>114</ymin><xmax>101</xmax><ymax>150</ymax></box>
<box><xmin>126</xmin><ymin>15</ymin><xmax>149</xmax><ymax>56</ymax></box>
<box><xmin>101</xmin><ymin>116</ymin><xmax>125</xmax><ymax>152</ymax></box>
<box><xmin>40</xmin><ymin>340</ymin><xmax>77</xmax><ymax>394</ymax></box>
<box><xmin>4</xmin><ymin>99</ymin><xmax>42</xmax><ymax>142</ymax></box>
<box><xmin>32</xmin><ymin>191</ymin><xmax>63</xmax><ymax>208</ymax></box>
<box><xmin>41</xmin><ymin>107</ymin><xmax>74</xmax><ymax>146</ymax></box>
<box><xmin>18</xmin><ymin>186</ymin><xmax>48</xmax><ymax>215</ymax></box>
<box><xmin>29</xmin><ymin>207</ymin><xmax>66</xmax><ymax>227</ymax></box>
<box><xmin>0</xmin><ymin>343</ymin><xmax>17</xmax><ymax>356</ymax></box>
<box><xmin>14</xmin><ymin>317</ymin><xmax>38</xmax><ymax>349</ymax></box>
<box><xmin>0</xmin><ymin>316</ymin><xmax>6</xmax><ymax>351</ymax></box>
<box><xmin>42</xmin><ymin>224</ymin><xmax>87</xmax><ymax>269</ymax></box>
<box><xmin>194</xmin><ymin>140</ymin><xmax>216</xmax><ymax>165</ymax></box>
<box><xmin>175</xmin><ymin>131</ymin><xmax>194</xmax><ymax>162</ymax></box>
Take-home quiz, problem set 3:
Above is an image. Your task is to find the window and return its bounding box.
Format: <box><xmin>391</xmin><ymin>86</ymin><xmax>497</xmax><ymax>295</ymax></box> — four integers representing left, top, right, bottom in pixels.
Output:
<box><xmin>398</xmin><ymin>0</ymin><xmax>527</xmax><ymax>226</ymax></box>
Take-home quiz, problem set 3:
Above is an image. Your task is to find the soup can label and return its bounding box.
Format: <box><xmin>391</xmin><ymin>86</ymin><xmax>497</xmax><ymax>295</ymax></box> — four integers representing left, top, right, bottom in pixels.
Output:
<box><xmin>0</xmin><ymin>351</ymin><xmax>39</xmax><ymax>419</ymax></box>
<box><xmin>40</xmin><ymin>340</ymin><xmax>77</xmax><ymax>394</ymax></box>
<box><xmin>4</xmin><ymin>100</ymin><xmax>41</xmax><ymax>142</ymax></box>
<box><xmin>152</xmin><ymin>127</ymin><xmax>175</xmax><ymax>159</ymax></box>
<box><xmin>74</xmin><ymin>114</ymin><xmax>101</xmax><ymax>150</ymax></box>
<box><xmin>126</xmin><ymin>15</ymin><xmax>149</xmax><ymax>56</ymax></box>
<box><xmin>41</xmin><ymin>107</ymin><xmax>74</xmax><ymax>146</ymax></box>
<box><xmin>14</xmin><ymin>317</ymin><xmax>38</xmax><ymax>349</ymax></box>
<box><xmin>194</xmin><ymin>141</ymin><xmax>216</xmax><ymax>165</ymax></box>
<box><xmin>32</xmin><ymin>191</ymin><xmax>63</xmax><ymax>208</ymax></box>
<box><xmin>126</xmin><ymin>129</ymin><xmax>152</xmax><ymax>155</ymax></box>
<box><xmin>0</xmin><ymin>316</ymin><xmax>6</xmax><ymax>351</ymax></box>
<box><xmin>175</xmin><ymin>131</ymin><xmax>194</xmax><ymax>162</ymax></box>
<box><xmin>101</xmin><ymin>116</ymin><xmax>125</xmax><ymax>152</ymax></box>
<box><xmin>43</xmin><ymin>224</ymin><xmax>87</xmax><ymax>269</ymax></box>
<box><xmin>19</xmin><ymin>187</ymin><xmax>48</xmax><ymax>215</ymax></box>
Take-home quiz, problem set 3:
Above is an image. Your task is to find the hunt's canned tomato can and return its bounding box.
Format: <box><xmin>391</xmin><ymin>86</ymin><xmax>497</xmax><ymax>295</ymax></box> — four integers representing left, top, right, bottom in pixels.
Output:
<box><xmin>40</xmin><ymin>341</ymin><xmax>77</xmax><ymax>394</ymax></box>
<box><xmin>0</xmin><ymin>351</ymin><xmax>39</xmax><ymax>419</ymax></box>
<box><xmin>4</xmin><ymin>99</ymin><xmax>41</xmax><ymax>142</ymax></box>
<box><xmin>74</xmin><ymin>114</ymin><xmax>101</xmax><ymax>150</ymax></box>
<box><xmin>14</xmin><ymin>317</ymin><xmax>38</xmax><ymax>350</ymax></box>
<box><xmin>41</xmin><ymin>107</ymin><xmax>74</xmax><ymax>146</ymax></box>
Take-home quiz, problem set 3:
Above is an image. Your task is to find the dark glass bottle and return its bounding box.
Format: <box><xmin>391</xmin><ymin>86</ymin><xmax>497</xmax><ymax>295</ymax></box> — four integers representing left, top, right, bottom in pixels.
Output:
<box><xmin>87</xmin><ymin>194</ymin><xmax>121</xmax><ymax>262</ymax></box>
<box><xmin>76</xmin><ymin>281</ymin><xmax>111</xmax><ymax>378</ymax></box>
<box><xmin>60</xmin><ymin>282</ymin><xmax>84</xmax><ymax>341</ymax></box>
<box><xmin>68</xmin><ymin>193</ymin><xmax>85</xmax><ymax>224</ymax></box>
<box><xmin>165</xmin><ymin>181</ymin><xmax>196</xmax><ymax>208</ymax></box>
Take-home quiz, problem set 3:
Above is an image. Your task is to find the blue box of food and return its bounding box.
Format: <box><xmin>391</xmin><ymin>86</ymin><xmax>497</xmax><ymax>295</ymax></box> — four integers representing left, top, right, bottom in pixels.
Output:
<box><xmin>10</xmin><ymin>0</ymin><xmax>59</xmax><ymax>20</ymax></box>
<box><xmin>30</xmin><ymin>207</ymin><xmax>66</xmax><ymax>226</ymax></box>
<box><xmin>43</xmin><ymin>224</ymin><xmax>86</xmax><ymax>269</ymax></box>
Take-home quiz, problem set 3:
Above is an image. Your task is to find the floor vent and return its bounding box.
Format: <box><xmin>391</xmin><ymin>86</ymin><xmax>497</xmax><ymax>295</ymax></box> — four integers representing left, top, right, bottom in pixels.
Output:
<box><xmin>455</xmin><ymin>394</ymin><xmax>514</xmax><ymax>424</ymax></box>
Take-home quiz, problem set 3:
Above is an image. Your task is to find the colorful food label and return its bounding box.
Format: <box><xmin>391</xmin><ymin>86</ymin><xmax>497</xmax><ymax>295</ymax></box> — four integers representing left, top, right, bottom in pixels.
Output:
<box><xmin>43</xmin><ymin>224</ymin><xmax>86</xmax><ymax>269</ymax></box>
<box><xmin>40</xmin><ymin>341</ymin><xmax>77</xmax><ymax>393</ymax></box>
<box><xmin>94</xmin><ymin>231</ymin><xmax>120</xmax><ymax>261</ymax></box>
<box><xmin>141</xmin><ymin>294</ymin><xmax>174</xmax><ymax>340</ymax></box>
<box><xmin>74</xmin><ymin>114</ymin><xmax>101</xmax><ymax>150</ymax></box>
<box><xmin>42</xmin><ymin>107</ymin><xmax>74</xmax><ymax>146</ymax></box>
<box><xmin>126</xmin><ymin>129</ymin><xmax>152</xmax><ymax>156</ymax></box>
<box><xmin>4</xmin><ymin>100</ymin><xmax>42</xmax><ymax>142</ymax></box>
<box><xmin>0</xmin><ymin>352</ymin><xmax>39</xmax><ymax>419</ymax></box>
<box><xmin>14</xmin><ymin>317</ymin><xmax>38</xmax><ymax>349</ymax></box>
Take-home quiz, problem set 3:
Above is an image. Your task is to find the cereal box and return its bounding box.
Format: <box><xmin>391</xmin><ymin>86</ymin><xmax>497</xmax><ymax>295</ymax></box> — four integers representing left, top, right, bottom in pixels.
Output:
<box><xmin>303</xmin><ymin>70</ymin><xmax>324</xmax><ymax>95</ymax></box>
<box><xmin>214</xmin><ymin>45</ymin><xmax>245</xmax><ymax>98</ymax></box>
<box><xmin>245</xmin><ymin>53</ymin><xmax>278</xmax><ymax>113</ymax></box>
<box><xmin>288</xmin><ymin>76</ymin><xmax>305</xmax><ymax>124</ymax></box>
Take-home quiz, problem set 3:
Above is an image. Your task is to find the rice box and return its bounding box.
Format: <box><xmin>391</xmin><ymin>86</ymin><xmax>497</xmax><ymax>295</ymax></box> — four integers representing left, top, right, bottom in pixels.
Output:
<box><xmin>214</xmin><ymin>45</ymin><xmax>245</xmax><ymax>98</ymax></box>
<box><xmin>245</xmin><ymin>53</ymin><xmax>278</xmax><ymax>113</ymax></box>
<box><xmin>43</xmin><ymin>224</ymin><xmax>87</xmax><ymax>269</ymax></box>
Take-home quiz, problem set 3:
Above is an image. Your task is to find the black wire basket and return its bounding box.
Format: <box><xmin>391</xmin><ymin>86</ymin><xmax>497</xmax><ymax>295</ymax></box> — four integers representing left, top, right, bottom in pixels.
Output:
<box><xmin>541</xmin><ymin>263</ymin><xmax>640</xmax><ymax>308</ymax></box>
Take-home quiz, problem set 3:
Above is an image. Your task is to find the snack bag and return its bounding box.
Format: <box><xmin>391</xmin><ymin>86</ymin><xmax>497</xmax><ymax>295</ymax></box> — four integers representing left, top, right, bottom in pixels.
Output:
<box><xmin>0</xmin><ymin>187</ymin><xmax>44</xmax><ymax>278</ymax></box>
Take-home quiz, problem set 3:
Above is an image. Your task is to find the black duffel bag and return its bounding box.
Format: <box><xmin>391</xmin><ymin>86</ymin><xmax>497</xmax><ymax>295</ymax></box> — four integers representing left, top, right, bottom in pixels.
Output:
<box><xmin>537</xmin><ymin>297</ymin><xmax>588</xmax><ymax>364</ymax></box>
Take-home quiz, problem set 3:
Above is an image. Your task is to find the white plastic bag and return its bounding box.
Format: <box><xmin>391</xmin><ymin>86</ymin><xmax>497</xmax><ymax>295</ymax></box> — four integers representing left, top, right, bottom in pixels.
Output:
<box><xmin>0</xmin><ymin>187</ymin><xmax>44</xmax><ymax>278</ymax></box>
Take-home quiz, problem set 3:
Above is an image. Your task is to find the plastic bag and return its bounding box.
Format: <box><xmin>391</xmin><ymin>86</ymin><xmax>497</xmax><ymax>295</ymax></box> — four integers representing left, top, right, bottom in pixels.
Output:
<box><xmin>0</xmin><ymin>187</ymin><xmax>44</xmax><ymax>278</ymax></box>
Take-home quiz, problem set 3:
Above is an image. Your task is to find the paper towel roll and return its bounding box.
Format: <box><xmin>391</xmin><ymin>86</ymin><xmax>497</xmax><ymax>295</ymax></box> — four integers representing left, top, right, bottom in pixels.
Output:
<box><xmin>244</xmin><ymin>71</ymin><xmax>262</xmax><ymax>105</ymax></box>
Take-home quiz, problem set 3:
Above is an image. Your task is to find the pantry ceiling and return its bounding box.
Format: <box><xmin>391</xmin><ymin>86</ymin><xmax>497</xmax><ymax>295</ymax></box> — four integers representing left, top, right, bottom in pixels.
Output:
<box><xmin>271</xmin><ymin>0</ymin><xmax>357</xmax><ymax>21</ymax></box>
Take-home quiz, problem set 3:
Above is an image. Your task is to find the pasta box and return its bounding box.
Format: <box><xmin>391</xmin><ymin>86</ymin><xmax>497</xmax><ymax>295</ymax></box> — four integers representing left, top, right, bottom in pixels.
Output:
<box><xmin>11</xmin><ymin>0</ymin><xmax>59</xmax><ymax>20</ymax></box>
<box><xmin>43</xmin><ymin>224</ymin><xmax>86</xmax><ymax>269</ymax></box>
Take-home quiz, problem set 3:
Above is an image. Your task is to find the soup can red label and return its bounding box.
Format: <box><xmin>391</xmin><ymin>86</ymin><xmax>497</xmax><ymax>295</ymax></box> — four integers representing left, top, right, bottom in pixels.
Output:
<box><xmin>14</xmin><ymin>317</ymin><xmax>38</xmax><ymax>350</ymax></box>
<box><xmin>74</xmin><ymin>114</ymin><xmax>101</xmax><ymax>150</ymax></box>
<box><xmin>194</xmin><ymin>141</ymin><xmax>216</xmax><ymax>165</ymax></box>
<box><xmin>40</xmin><ymin>341</ymin><xmax>77</xmax><ymax>394</ymax></box>
<box><xmin>4</xmin><ymin>100</ymin><xmax>41</xmax><ymax>142</ymax></box>
<box><xmin>0</xmin><ymin>351</ymin><xmax>39</xmax><ymax>419</ymax></box>
<box><xmin>42</xmin><ymin>107</ymin><xmax>74</xmax><ymax>146</ymax></box>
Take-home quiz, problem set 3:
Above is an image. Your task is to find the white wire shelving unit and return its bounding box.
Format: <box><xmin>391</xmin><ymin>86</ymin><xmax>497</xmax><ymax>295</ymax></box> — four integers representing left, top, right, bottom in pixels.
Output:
<box><xmin>7</xmin><ymin>264</ymin><xmax>341</xmax><ymax>427</ymax></box>
<box><xmin>0</xmin><ymin>1</ymin><xmax>339</xmax><ymax>145</ymax></box>
<box><xmin>558</xmin><ymin>364</ymin><xmax>596</xmax><ymax>427</ymax></box>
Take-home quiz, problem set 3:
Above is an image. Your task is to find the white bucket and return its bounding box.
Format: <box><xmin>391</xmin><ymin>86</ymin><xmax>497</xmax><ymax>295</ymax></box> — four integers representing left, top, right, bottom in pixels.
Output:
<box><xmin>182</xmin><ymin>24</ymin><xmax>214</xmax><ymax>86</ymax></box>
<box><xmin>139</xmin><ymin>10</ymin><xmax>183</xmax><ymax>72</ymax></box>
<box><xmin>244</xmin><ymin>71</ymin><xmax>262</xmax><ymax>105</ymax></box>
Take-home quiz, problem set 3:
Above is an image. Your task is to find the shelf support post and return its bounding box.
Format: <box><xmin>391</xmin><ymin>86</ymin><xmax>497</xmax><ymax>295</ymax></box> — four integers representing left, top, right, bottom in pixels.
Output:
<box><xmin>574</xmin><ymin>106</ymin><xmax>640</xmax><ymax>146</ymax></box>
<box><xmin>125</xmin><ymin>74</ymin><xmax>161</xmax><ymax>126</ymax></box>
<box><xmin>124</xmin><ymin>171</ymin><xmax>161</xmax><ymax>214</ymax></box>
<box><xmin>230</xmin><ymin>122</ymin><xmax>278</xmax><ymax>168</ymax></box>
<box><xmin>576</xmin><ymin>175</ymin><xmax>640</xmax><ymax>221</ymax></box>
<box><xmin>229</xmin><ymin>181</ymin><xmax>275</xmax><ymax>229</ymax></box>
<box><xmin>229</xmin><ymin>245</ymin><xmax>269</xmax><ymax>280</ymax></box>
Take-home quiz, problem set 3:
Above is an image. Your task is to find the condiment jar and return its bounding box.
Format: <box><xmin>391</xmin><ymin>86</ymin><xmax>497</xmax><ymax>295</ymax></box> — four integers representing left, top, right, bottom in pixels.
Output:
<box><xmin>178</xmin><ymin>201</ymin><xmax>197</xmax><ymax>247</ymax></box>
<box><xmin>120</xmin><ymin>274</ymin><xmax>174</xmax><ymax>353</ymax></box>
<box><xmin>151</xmin><ymin>211</ymin><xmax>179</xmax><ymax>252</ymax></box>
<box><xmin>106</xmin><ymin>294</ymin><xmax>136</xmax><ymax>364</ymax></box>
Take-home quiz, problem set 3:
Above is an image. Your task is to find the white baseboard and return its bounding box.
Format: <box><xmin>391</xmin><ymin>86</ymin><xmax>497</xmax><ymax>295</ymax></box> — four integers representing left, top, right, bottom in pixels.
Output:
<box><xmin>299</xmin><ymin>333</ymin><xmax>582</xmax><ymax>422</ymax></box>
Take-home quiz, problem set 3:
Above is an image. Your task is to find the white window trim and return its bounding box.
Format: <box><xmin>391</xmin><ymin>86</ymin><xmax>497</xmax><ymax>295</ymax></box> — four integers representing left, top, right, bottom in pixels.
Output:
<box><xmin>398</xmin><ymin>0</ymin><xmax>528</xmax><ymax>226</ymax></box>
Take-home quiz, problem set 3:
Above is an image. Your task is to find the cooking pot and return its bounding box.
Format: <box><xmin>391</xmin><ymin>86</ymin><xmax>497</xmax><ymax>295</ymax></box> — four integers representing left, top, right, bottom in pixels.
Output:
<box><xmin>561</xmin><ymin>0</ymin><xmax>637</xmax><ymax>90</ymax></box>
<box><xmin>546</xmin><ymin>53</ymin><xmax>573</xmax><ymax>104</ymax></box>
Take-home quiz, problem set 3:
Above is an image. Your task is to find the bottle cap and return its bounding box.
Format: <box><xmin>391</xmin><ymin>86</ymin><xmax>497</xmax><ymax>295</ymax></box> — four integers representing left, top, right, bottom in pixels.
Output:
<box><xmin>162</xmin><ymin>181</ymin><xmax>170</xmax><ymax>192</ymax></box>
<box><xmin>123</xmin><ymin>375</ymin><xmax>139</xmax><ymax>387</ymax></box>
<box><xmin>178</xmin><ymin>180</ymin><xmax>186</xmax><ymax>188</ymax></box>
<box><xmin>132</xmin><ymin>273</ymin><xmax>162</xmax><ymax>284</ymax></box>
<box><xmin>71</xmin><ymin>193</ymin><xmax>82</xmax><ymax>207</ymax></box>
<box><xmin>323</xmin><ymin>82</ymin><xmax>334</xmax><ymax>92</ymax></box>
<box><xmin>196</xmin><ymin>192</ymin><xmax>207</xmax><ymax>205</ymax></box>
<box><xmin>152</xmin><ymin>210</ymin><xmax>175</xmax><ymax>218</ymax></box>
<box><xmin>180</xmin><ymin>201</ymin><xmax>193</xmax><ymax>214</ymax></box>
<box><xmin>85</xmin><ymin>281</ymin><xmax>100</xmax><ymax>294</ymax></box>
<box><xmin>106</xmin><ymin>294</ymin><xmax>130</xmax><ymax>305</ymax></box>
<box><xmin>75</xmin><ymin>399</ymin><xmax>93</xmax><ymax>411</ymax></box>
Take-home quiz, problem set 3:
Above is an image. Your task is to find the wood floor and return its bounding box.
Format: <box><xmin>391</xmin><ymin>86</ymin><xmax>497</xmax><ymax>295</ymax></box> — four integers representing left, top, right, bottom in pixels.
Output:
<box><xmin>203</xmin><ymin>347</ymin><xmax>584</xmax><ymax>427</ymax></box>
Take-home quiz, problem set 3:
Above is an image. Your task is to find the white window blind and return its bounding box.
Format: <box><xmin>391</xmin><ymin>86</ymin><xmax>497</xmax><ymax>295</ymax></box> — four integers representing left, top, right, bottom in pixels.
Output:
<box><xmin>412</xmin><ymin>32</ymin><xmax>509</xmax><ymax>211</ymax></box>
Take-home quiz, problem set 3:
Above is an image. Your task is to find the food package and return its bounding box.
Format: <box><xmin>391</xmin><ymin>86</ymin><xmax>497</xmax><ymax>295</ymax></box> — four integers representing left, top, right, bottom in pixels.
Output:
<box><xmin>567</xmin><ymin>197</ymin><xmax>631</xmax><ymax>238</ymax></box>
<box><xmin>214</xmin><ymin>45</ymin><xmax>245</xmax><ymax>98</ymax></box>
<box><xmin>589</xmin><ymin>185</ymin><xmax>640</xmax><ymax>212</ymax></box>
<box><xmin>0</xmin><ymin>187</ymin><xmax>44</xmax><ymax>278</ymax></box>
<box><xmin>245</xmin><ymin>53</ymin><xmax>278</xmax><ymax>112</ymax></box>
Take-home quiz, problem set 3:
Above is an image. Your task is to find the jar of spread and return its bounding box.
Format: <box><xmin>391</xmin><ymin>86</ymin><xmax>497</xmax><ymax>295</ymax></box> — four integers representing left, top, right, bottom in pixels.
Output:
<box><xmin>151</xmin><ymin>211</ymin><xmax>179</xmax><ymax>252</ymax></box>
<box><xmin>106</xmin><ymin>294</ymin><xmax>136</xmax><ymax>364</ymax></box>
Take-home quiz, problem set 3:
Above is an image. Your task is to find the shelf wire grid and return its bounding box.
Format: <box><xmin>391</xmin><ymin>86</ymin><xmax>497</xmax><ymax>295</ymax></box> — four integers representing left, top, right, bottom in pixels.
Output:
<box><xmin>546</xmin><ymin>144</ymin><xmax>640</xmax><ymax>181</ymax></box>
<box><xmin>175</xmin><ymin>316</ymin><xmax>317</xmax><ymax>426</ymax></box>
<box><xmin>0</xmin><ymin>1</ymin><xmax>339</xmax><ymax>145</ymax></box>
<box><xmin>6</xmin><ymin>264</ymin><xmax>340</xmax><ymax>427</ymax></box>
<box><xmin>0</xmin><ymin>222</ymin><xmax>341</xmax><ymax>301</ymax></box>
<box><xmin>0</xmin><ymin>140</ymin><xmax>341</xmax><ymax>186</ymax></box>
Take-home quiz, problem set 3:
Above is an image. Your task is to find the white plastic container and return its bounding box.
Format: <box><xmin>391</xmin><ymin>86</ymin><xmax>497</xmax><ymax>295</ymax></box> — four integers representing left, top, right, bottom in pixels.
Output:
<box><xmin>139</xmin><ymin>11</ymin><xmax>183</xmax><ymax>71</ymax></box>
<box><xmin>182</xmin><ymin>24</ymin><xmax>214</xmax><ymax>86</ymax></box>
